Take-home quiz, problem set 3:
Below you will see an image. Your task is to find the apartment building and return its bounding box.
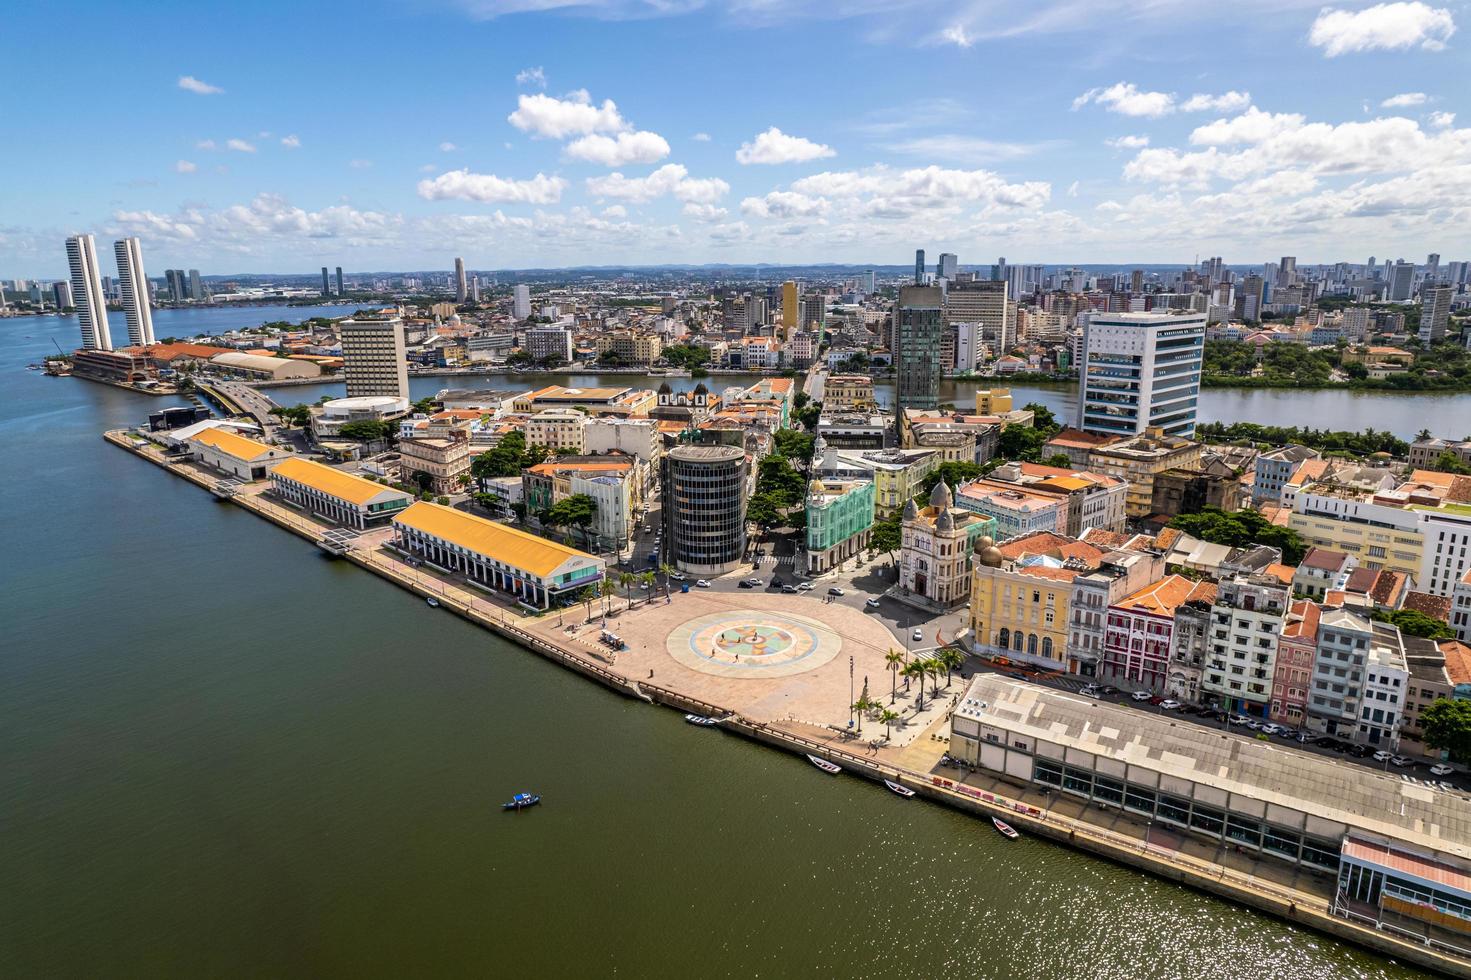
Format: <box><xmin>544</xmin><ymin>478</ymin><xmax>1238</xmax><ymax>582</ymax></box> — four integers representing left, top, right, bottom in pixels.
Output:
<box><xmin>524</xmin><ymin>408</ymin><xmax>587</xmax><ymax>454</ymax></box>
<box><xmin>1085</xmin><ymin>429</ymin><xmax>1204</xmax><ymax>518</ymax></box>
<box><xmin>1201</xmin><ymin>574</ymin><xmax>1290</xmax><ymax>717</ymax></box>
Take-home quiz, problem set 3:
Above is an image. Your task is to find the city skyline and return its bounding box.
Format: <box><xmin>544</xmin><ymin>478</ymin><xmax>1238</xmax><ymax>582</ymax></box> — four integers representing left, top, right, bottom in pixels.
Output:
<box><xmin>4</xmin><ymin>1</ymin><xmax>1470</xmax><ymax>275</ymax></box>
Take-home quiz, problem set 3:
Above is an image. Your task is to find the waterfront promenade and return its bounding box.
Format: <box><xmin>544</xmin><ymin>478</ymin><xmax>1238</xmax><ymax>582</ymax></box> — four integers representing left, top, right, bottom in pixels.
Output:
<box><xmin>105</xmin><ymin>426</ymin><xmax>1471</xmax><ymax>978</ymax></box>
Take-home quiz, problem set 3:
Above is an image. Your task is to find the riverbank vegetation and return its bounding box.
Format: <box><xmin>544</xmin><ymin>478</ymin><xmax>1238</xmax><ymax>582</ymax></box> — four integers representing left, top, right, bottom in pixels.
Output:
<box><xmin>1203</xmin><ymin>338</ymin><xmax>1471</xmax><ymax>392</ymax></box>
<box><xmin>1194</xmin><ymin>421</ymin><xmax>1409</xmax><ymax>457</ymax></box>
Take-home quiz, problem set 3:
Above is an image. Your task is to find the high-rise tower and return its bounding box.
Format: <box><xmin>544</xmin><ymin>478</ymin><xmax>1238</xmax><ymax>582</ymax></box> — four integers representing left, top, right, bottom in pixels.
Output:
<box><xmin>65</xmin><ymin>234</ymin><xmax>111</xmax><ymax>350</ymax></box>
<box><xmin>454</xmin><ymin>257</ymin><xmax>467</xmax><ymax>304</ymax></box>
<box><xmin>113</xmin><ymin>237</ymin><xmax>155</xmax><ymax>346</ymax></box>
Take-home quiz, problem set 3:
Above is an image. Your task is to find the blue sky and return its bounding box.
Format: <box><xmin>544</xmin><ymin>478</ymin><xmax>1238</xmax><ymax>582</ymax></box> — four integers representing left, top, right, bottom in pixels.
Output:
<box><xmin>3</xmin><ymin>0</ymin><xmax>1468</xmax><ymax>276</ymax></box>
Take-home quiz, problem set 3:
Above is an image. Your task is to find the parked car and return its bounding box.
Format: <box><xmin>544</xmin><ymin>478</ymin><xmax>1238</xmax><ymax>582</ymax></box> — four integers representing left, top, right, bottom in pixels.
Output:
<box><xmin>695</xmin><ymin>579</ymin><xmax>711</xmax><ymax>588</ymax></box>
<box><xmin>745</xmin><ymin>578</ymin><xmax>763</xmax><ymax>587</ymax></box>
<box><xmin>827</xmin><ymin>587</ymin><xmax>845</xmax><ymax>596</ymax></box>
<box><xmin>1080</xmin><ymin>685</ymin><xmax>1101</xmax><ymax>698</ymax></box>
<box><xmin>1131</xmin><ymin>690</ymin><xmax>1153</xmax><ymax>702</ymax></box>
<box><xmin>1159</xmin><ymin>699</ymin><xmax>1181</xmax><ymax>711</ymax></box>
<box><xmin>669</xmin><ymin>572</ymin><xmax>687</xmax><ymax>581</ymax></box>
<box><xmin>1430</xmin><ymin>763</ymin><xmax>1455</xmax><ymax>776</ymax></box>
<box><xmin>865</xmin><ymin>598</ymin><xmax>881</xmax><ymax>609</ymax></box>
<box><xmin>1348</xmin><ymin>744</ymin><xmax>1372</xmax><ymax>758</ymax></box>
<box><xmin>1391</xmin><ymin>756</ymin><xmax>1413</xmax><ymax>767</ymax></box>
<box><xmin>738</xmin><ymin>581</ymin><xmax>755</xmax><ymax>589</ymax></box>
<box><xmin>796</xmin><ymin>582</ymin><xmax>815</xmax><ymax>591</ymax></box>
<box><xmin>1099</xmin><ymin>685</ymin><xmax>1118</xmax><ymax>696</ymax></box>
<box><xmin>1228</xmin><ymin>714</ymin><xmax>1251</xmax><ymax>726</ymax></box>
<box><xmin>1260</xmin><ymin>723</ymin><xmax>1282</xmax><ymax>736</ymax></box>
<box><xmin>781</xmin><ymin>584</ymin><xmax>798</xmax><ymax>593</ymax></box>
<box><xmin>1373</xmin><ymin>750</ymin><xmax>1393</xmax><ymax>762</ymax></box>
<box><xmin>912</xmin><ymin>628</ymin><xmax>924</xmax><ymax>642</ymax></box>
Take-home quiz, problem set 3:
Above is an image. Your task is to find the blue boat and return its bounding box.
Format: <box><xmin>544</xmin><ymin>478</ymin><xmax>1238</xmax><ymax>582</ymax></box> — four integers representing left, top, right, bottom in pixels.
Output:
<box><xmin>502</xmin><ymin>793</ymin><xmax>541</xmax><ymax>811</ymax></box>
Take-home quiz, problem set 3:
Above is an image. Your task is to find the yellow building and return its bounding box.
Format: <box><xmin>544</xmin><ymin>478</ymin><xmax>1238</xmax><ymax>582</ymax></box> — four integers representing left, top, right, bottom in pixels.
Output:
<box><xmin>968</xmin><ymin>531</ymin><xmax>1106</xmax><ymax>671</ymax></box>
<box><xmin>823</xmin><ymin>374</ymin><xmax>876</xmax><ymax>412</ymax></box>
<box><xmin>780</xmin><ymin>280</ymin><xmax>798</xmax><ymax>336</ymax></box>
<box><xmin>870</xmin><ymin>449</ymin><xmax>940</xmax><ymax>516</ymax></box>
<box><xmin>1286</xmin><ymin>483</ymin><xmax>1425</xmax><ymax>578</ymax></box>
<box><xmin>974</xmin><ymin>388</ymin><xmax>1013</xmax><ymax>415</ymax></box>
<box><xmin>595</xmin><ymin>331</ymin><xmax>663</xmax><ymax>365</ymax></box>
<box><xmin>1085</xmin><ymin>429</ymin><xmax>1203</xmax><ymax>517</ymax></box>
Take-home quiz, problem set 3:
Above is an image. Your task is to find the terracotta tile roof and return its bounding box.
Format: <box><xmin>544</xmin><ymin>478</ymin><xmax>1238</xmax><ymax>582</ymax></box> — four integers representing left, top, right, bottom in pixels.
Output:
<box><xmin>1258</xmin><ymin>503</ymin><xmax>1290</xmax><ymax>526</ymax></box>
<box><xmin>121</xmin><ymin>341</ymin><xmax>233</xmax><ymax>360</ymax></box>
<box><xmin>1113</xmin><ymin>574</ymin><xmax>1216</xmax><ymax>617</ymax></box>
<box><xmin>1441</xmin><ymin>641</ymin><xmax>1471</xmax><ymax>687</ymax></box>
<box><xmin>1152</xmin><ymin>528</ymin><xmax>1182</xmax><ymax>551</ymax></box>
<box><xmin>1079</xmin><ymin>528</ymin><xmax>1130</xmax><ymax>549</ymax></box>
<box><xmin>1301</xmin><ymin>547</ymin><xmax>1352</xmax><ymax>571</ymax></box>
<box><xmin>1402</xmin><ymin>591</ymin><xmax>1453</xmax><ymax>622</ymax></box>
<box><xmin>996</xmin><ymin>530</ymin><xmax>1105</xmax><ymax>567</ymax></box>
<box><xmin>1281</xmin><ymin>599</ymin><xmax>1321</xmax><ymax>640</ymax></box>
<box><xmin>1045</xmin><ymin>428</ymin><xmax>1117</xmax><ymax>449</ymax></box>
<box><xmin>1289</xmin><ymin>459</ymin><xmax>1330</xmax><ymax>485</ymax></box>
<box><xmin>1262</xmin><ymin>563</ymin><xmax>1296</xmax><ymax>585</ymax></box>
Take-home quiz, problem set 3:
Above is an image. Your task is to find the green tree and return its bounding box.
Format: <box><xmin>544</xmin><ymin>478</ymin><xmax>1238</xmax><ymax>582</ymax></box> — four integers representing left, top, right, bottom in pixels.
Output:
<box><xmin>936</xmin><ymin>647</ymin><xmax>964</xmax><ymax>687</ymax></box>
<box><xmin>412</xmin><ymin>396</ymin><xmax>436</xmax><ymax>414</ymax></box>
<box><xmin>920</xmin><ymin>460</ymin><xmax>983</xmax><ymax>497</ymax></box>
<box><xmin>773</xmin><ymin>428</ymin><xmax>815</xmax><ymax>462</ymax></box>
<box><xmin>577</xmin><ymin>585</ymin><xmax>598</xmax><ymax>621</ymax></box>
<box><xmin>852</xmin><ymin>694</ymin><xmax>877</xmax><ymax>734</ymax></box>
<box><xmin>1041</xmin><ymin>453</ymin><xmax>1073</xmax><ymax>468</ymax></box>
<box><xmin>544</xmin><ymin>494</ymin><xmax>598</xmax><ymax>547</ymax></box>
<box><xmin>755</xmin><ymin>454</ymin><xmax>807</xmax><ymax>507</ymax></box>
<box><xmin>793</xmin><ymin>401</ymin><xmax>822</xmax><ymax>431</ymax></box>
<box><xmin>884</xmin><ymin>649</ymin><xmax>905</xmax><ymax>704</ymax></box>
<box><xmin>902</xmin><ymin>660</ymin><xmax>927</xmax><ymax>710</ymax></box>
<box><xmin>1422</xmin><ymin>699</ymin><xmax>1471</xmax><ymax>761</ymax></box>
<box><xmin>870</xmin><ymin>514</ymin><xmax>902</xmax><ymax>565</ymax></box>
<box><xmin>879</xmin><ymin>708</ymin><xmax>900</xmax><ymax>741</ymax></box>
<box><xmin>269</xmin><ymin>404</ymin><xmax>312</xmax><ymax>428</ymax></box>
<box><xmin>1431</xmin><ymin>451</ymin><xmax>1471</xmax><ymax>476</ymax></box>
<box><xmin>1168</xmin><ymin>507</ymin><xmax>1308</xmax><ymax>565</ymax></box>
<box><xmin>1372</xmin><ymin>608</ymin><xmax>1456</xmax><ymax>640</ymax></box>
<box><xmin>338</xmin><ymin>419</ymin><xmax>391</xmax><ymax>442</ymax></box>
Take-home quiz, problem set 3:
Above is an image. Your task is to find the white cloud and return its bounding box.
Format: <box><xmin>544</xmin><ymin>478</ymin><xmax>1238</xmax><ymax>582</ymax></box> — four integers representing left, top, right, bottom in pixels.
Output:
<box><xmin>515</xmin><ymin>66</ymin><xmax>547</xmax><ymax>88</ymax></box>
<box><xmin>111</xmin><ymin>194</ymin><xmax>399</xmax><ymax>249</ymax></box>
<box><xmin>585</xmin><ymin>163</ymin><xmax>729</xmax><ymax>204</ymax></box>
<box><xmin>939</xmin><ymin>24</ymin><xmax>972</xmax><ymax>47</ymax></box>
<box><xmin>1429</xmin><ymin>110</ymin><xmax>1456</xmax><ymax>128</ymax></box>
<box><xmin>1066</xmin><ymin>180</ymin><xmax>1080</xmax><ymax>197</ymax></box>
<box><xmin>226</xmin><ymin>138</ymin><xmax>256</xmax><ymax>153</ymax></box>
<box><xmin>1073</xmin><ymin>82</ymin><xmax>1175</xmax><ymax>118</ymax></box>
<box><xmin>564</xmin><ymin>130</ymin><xmax>671</xmax><ymax>166</ymax></box>
<box><xmin>741</xmin><ymin>191</ymin><xmax>829</xmax><ymax>219</ymax></box>
<box><xmin>1180</xmin><ymin>91</ymin><xmax>1251</xmax><ymax>113</ymax></box>
<box><xmin>280</xmin><ymin>134</ymin><xmax>301</xmax><ymax>148</ymax></box>
<box><xmin>1308</xmin><ymin>2</ymin><xmax>1455</xmax><ymax>56</ymax></box>
<box><xmin>890</xmin><ymin>135</ymin><xmax>1049</xmax><ymax>161</ymax></box>
<box><xmin>439</xmin><ymin>141</ymin><xmax>458</xmax><ymax>152</ymax></box>
<box><xmin>508</xmin><ymin>91</ymin><xmax>627</xmax><ymax>139</ymax></box>
<box><xmin>1106</xmin><ymin>135</ymin><xmax>1150</xmax><ymax>150</ymax></box>
<box><xmin>1187</xmin><ymin>106</ymin><xmax>1307</xmax><ymax>145</ymax></box>
<box><xmin>682</xmin><ymin>202</ymin><xmax>727</xmax><ymax>221</ymax></box>
<box><xmin>691</xmin><ymin>132</ymin><xmax>712</xmax><ymax>142</ymax></box>
<box><xmin>1381</xmin><ymin>92</ymin><xmax>1428</xmax><ymax>107</ymax></box>
<box><xmin>602</xmin><ymin>205</ymin><xmax>628</xmax><ymax>218</ymax></box>
<box><xmin>789</xmin><ymin>165</ymin><xmax>1050</xmax><ymax>216</ymax></box>
<box><xmin>174</xmin><ymin>160</ymin><xmax>197</xmax><ymax>174</ymax></box>
<box><xmin>349</xmin><ymin>159</ymin><xmax>373</xmax><ymax>169</ymax></box>
<box><xmin>418</xmin><ymin>169</ymin><xmax>568</xmax><ymax>204</ymax></box>
<box><xmin>195</xmin><ymin>139</ymin><xmax>217</xmax><ymax>151</ymax></box>
<box><xmin>735</xmin><ymin>127</ymin><xmax>835</xmax><ymax>165</ymax></box>
<box><xmin>178</xmin><ymin>75</ymin><xmax>224</xmax><ymax>95</ymax></box>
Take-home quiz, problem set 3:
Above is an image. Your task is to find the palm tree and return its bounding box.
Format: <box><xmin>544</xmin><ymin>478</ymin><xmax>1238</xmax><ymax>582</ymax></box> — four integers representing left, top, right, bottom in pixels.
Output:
<box><xmin>922</xmin><ymin>658</ymin><xmax>943</xmax><ymax>699</ymax></box>
<box><xmin>851</xmin><ymin>694</ymin><xmax>877</xmax><ymax>733</ymax></box>
<box><xmin>658</xmin><ymin>562</ymin><xmax>675</xmax><ymax>596</ymax></box>
<box><xmin>639</xmin><ymin>570</ymin><xmax>656</xmax><ymax>602</ymax></box>
<box><xmin>617</xmin><ymin>571</ymin><xmax>635</xmax><ymax>605</ymax></box>
<box><xmin>936</xmin><ymin>648</ymin><xmax>965</xmax><ymax>688</ymax></box>
<box><xmin>578</xmin><ymin>586</ymin><xmax>597</xmax><ymax>621</ymax></box>
<box><xmin>879</xmin><ymin>708</ymin><xmax>900</xmax><ymax>741</ymax></box>
<box><xmin>1416</xmin><ymin>427</ymin><xmax>1433</xmax><ymax>442</ymax></box>
<box><xmin>599</xmin><ymin>578</ymin><xmax>617</xmax><ymax>616</ymax></box>
<box><xmin>902</xmin><ymin>661</ymin><xmax>927</xmax><ymax>710</ymax></box>
<box><xmin>884</xmin><ymin>649</ymin><xmax>905</xmax><ymax>704</ymax></box>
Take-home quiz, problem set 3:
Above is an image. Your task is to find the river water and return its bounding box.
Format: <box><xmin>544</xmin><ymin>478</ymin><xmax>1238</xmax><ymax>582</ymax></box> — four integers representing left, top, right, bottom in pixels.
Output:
<box><xmin>0</xmin><ymin>308</ymin><xmax>1434</xmax><ymax>977</ymax></box>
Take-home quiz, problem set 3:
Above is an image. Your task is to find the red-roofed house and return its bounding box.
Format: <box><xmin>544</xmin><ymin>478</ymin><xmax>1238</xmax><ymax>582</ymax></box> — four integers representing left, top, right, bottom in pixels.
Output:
<box><xmin>1271</xmin><ymin>600</ymin><xmax>1321</xmax><ymax>725</ymax></box>
<box><xmin>1102</xmin><ymin>575</ymin><xmax>1217</xmax><ymax>692</ymax></box>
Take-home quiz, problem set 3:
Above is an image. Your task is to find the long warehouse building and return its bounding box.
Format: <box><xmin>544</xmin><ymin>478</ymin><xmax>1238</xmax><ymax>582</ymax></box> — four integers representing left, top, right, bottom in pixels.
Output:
<box><xmin>949</xmin><ymin>674</ymin><xmax>1471</xmax><ymax>943</ymax></box>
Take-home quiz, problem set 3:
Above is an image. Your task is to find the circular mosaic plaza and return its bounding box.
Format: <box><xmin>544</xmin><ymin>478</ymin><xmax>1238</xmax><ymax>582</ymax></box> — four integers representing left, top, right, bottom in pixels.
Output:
<box><xmin>665</xmin><ymin>610</ymin><xmax>843</xmax><ymax>678</ymax></box>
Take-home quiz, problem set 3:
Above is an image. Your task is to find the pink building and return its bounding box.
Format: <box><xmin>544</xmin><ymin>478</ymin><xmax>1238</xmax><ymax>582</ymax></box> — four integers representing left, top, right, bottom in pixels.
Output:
<box><xmin>1270</xmin><ymin>599</ymin><xmax>1320</xmax><ymax>725</ymax></box>
<box><xmin>1102</xmin><ymin>574</ymin><xmax>1217</xmax><ymax>692</ymax></box>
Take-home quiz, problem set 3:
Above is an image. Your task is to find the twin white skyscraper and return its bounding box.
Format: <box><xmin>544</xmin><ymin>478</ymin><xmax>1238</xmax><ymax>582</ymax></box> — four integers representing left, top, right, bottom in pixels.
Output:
<box><xmin>63</xmin><ymin>233</ymin><xmax>156</xmax><ymax>351</ymax></box>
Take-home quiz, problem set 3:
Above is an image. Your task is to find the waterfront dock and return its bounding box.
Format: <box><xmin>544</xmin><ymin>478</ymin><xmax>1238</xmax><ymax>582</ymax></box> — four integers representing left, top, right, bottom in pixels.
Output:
<box><xmin>105</xmin><ymin>426</ymin><xmax>1471</xmax><ymax>978</ymax></box>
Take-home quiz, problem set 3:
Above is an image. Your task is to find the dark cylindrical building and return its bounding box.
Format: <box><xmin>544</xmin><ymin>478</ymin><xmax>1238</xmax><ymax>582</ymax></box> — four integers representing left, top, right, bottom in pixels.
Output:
<box><xmin>660</xmin><ymin>445</ymin><xmax>748</xmax><ymax>574</ymax></box>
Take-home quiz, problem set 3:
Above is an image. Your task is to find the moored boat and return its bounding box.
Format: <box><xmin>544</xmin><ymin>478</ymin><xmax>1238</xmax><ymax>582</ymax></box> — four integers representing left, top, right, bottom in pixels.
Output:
<box><xmin>884</xmin><ymin>779</ymin><xmax>915</xmax><ymax>798</ymax></box>
<box><xmin>807</xmin><ymin>754</ymin><xmax>841</xmax><ymax>774</ymax></box>
<box><xmin>685</xmin><ymin>714</ymin><xmax>719</xmax><ymax>726</ymax></box>
<box><xmin>992</xmin><ymin>817</ymin><xmax>1019</xmax><ymax>839</ymax></box>
<box><xmin>426</xmin><ymin>597</ymin><xmax>440</xmax><ymax>608</ymax></box>
<box><xmin>503</xmin><ymin>793</ymin><xmax>541</xmax><ymax>810</ymax></box>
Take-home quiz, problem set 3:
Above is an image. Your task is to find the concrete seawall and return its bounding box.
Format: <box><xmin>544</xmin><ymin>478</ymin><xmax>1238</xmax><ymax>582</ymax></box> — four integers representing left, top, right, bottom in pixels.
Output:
<box><xmin>105</xmin><ymin>428</ymin><xmax>1471</xmax><ymax>978</ymax></box>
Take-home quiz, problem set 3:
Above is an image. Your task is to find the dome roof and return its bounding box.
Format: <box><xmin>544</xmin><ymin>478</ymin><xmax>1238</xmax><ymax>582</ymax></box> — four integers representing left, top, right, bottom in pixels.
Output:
<box><xmin>974</xmin><ymin>535</ymin><xmax>1005</xmax><ymax>567</ymax></box>
<box><xmin>936</xmin><ymin>508</ymin><xmax>954</xmax><ymax>533</ymax></box>
<box><xmin>929</xmin><ymin>480</ymin><xmax>953</xmax><ymax>510</ymax></box>
<box><xmin>658</xmin><ymin>381</ymin><xmax>673</xmax><ymax>393</ymax></box>
<box><xmin>973</xmin><ymin>534</ymin><xmax>994</xmax><ymax>554</ymax></box>
<box><xmin>902</xmin><ymin>498</ymin><xmax>919</xmax><ymax>521</ymax></box>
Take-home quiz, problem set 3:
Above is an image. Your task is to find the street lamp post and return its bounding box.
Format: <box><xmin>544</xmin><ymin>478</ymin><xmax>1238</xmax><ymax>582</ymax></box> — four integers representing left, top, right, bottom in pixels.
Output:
<box><xmin>848</xmin><ymin>655</ymin><xmax>854</xmax><ymax>729</ymax></box>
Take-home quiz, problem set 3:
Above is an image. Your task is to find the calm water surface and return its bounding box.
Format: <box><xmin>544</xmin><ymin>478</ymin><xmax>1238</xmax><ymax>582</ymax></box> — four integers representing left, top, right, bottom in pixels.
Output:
<box><xmin>0</xmin><ymin>311</ymin><xmax>1436</xmax><ymax>977</ymax></box>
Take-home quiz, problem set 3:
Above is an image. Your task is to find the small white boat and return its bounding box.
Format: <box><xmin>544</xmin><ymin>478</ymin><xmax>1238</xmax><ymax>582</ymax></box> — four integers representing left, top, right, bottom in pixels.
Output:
<box><xmin>685</xmin><ymin>714</ymin><xmax>718</xmax><ymax>727</ymax></box>
<box><xmin>425</xmin><ymin>597</ymin><xmax>440</xmax><ymax>608</ymax></box>
<box><xmin>992</xmin><ymin>817</ymin><xmax>1020</xmax><ymax>839</ymax></box>
<box><xmin>807</xmin><ymin>754</ymin><xmax>842</xmax><ymax>774</ymax></box>
<box><xmin>884</xmin><ymin>779</ymin><xmax>915</xmax><ymax>798</ymax></box>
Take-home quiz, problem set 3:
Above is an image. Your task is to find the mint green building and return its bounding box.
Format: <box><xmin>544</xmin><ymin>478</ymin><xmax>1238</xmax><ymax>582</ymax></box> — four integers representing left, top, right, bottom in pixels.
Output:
<box><xmin>806</xmin><ymin>478</ymin><xmax>876</xmax><ymax>574</ymax></box>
